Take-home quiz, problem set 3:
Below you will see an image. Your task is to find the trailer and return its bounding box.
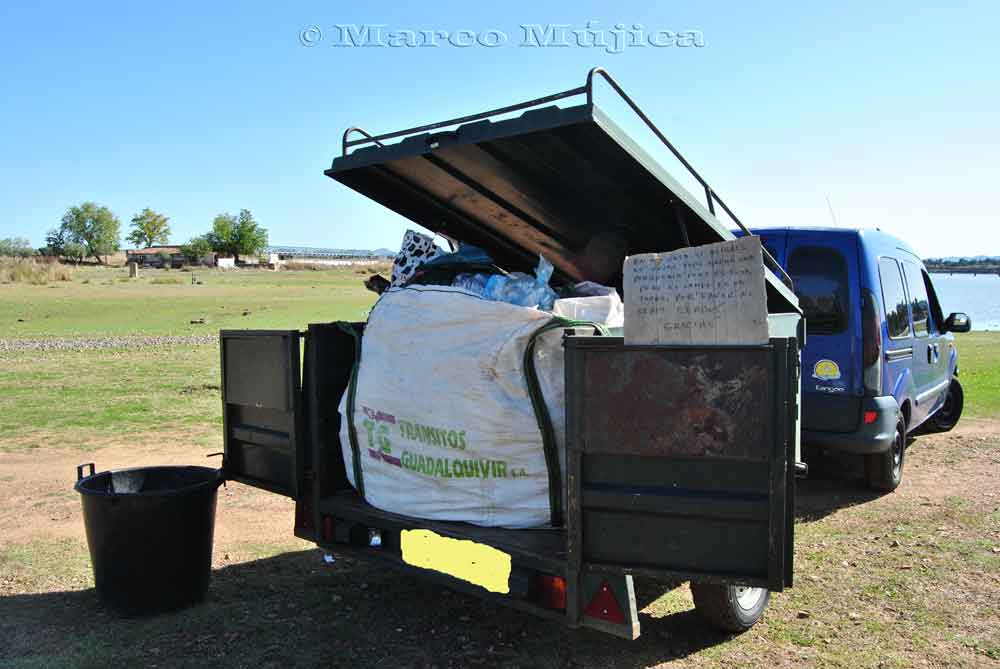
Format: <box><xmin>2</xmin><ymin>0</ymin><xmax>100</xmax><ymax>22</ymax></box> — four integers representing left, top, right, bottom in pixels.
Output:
<box><xmin>218</xmin><ymin>68</ymin><xmax>804</xmax><ymax>639</ymax></box>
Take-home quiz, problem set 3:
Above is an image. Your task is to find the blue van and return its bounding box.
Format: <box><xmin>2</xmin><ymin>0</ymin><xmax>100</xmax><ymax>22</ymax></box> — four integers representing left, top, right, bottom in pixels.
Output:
<box><xmin>746</xmin><ymin>228</ymin><xmax>971</xmax><ymax>491</ymax></box>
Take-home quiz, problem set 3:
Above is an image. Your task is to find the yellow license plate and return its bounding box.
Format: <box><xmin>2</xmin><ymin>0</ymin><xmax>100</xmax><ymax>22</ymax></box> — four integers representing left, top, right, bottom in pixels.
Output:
<box><xmin>400</xmin><ymin>529</ymin><xmax>511</xmax><ymax>594</ymax></box>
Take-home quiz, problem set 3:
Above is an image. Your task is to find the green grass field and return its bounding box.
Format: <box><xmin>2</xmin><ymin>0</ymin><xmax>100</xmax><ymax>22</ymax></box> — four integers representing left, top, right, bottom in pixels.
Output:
<box><xmin>954</xmin><ymin>331</ymin><xmax>1000</xmax><ymax>418</ymax></box>
<box><xmin>0</xmin><ymin>264</ymin><xmax>378</xmax><ymax>337</ymax></box>
<box><xmin>0</xmin><ymin>265</ymin><xmax>381</xmax><ymax>453</ymax></box>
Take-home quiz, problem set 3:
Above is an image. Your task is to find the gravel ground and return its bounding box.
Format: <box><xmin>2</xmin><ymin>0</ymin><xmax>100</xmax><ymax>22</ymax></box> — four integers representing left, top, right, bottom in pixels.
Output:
<box><xmin>0</xmin><ymin>334</ymin><xmax>217</xmax><ymax>353</ymax></box>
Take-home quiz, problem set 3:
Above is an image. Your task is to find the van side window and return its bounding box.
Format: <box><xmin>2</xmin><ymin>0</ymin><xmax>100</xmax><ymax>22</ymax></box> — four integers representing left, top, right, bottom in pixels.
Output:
<box><xmin>878</xmin><ymin>257</ymin><xmax>911</xmax><ymax>339</ymax></box>
<box><xmin>922</xmin><ymin>269</ymin><xmax>944</xmax><ymax>333</ymax></box>
<box><xmin>901</xmin><ymin>261</ymin><xmax>930</xmax><ymax>336</ymax></box>
<box><xmin>788</xmin><ymin>247</ymin><xmax>849</xmax><ymax>335</ymax></box>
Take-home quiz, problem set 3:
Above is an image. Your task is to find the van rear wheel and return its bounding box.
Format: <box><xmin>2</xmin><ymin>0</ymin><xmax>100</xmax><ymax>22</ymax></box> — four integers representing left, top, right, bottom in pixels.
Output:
<box><xmin>930</xmin><ymin>378</ymin><xmax>964</xmax><ymax>432</ymax></box>
<box><xmin>865</xmin><ymin>419</ymin><xmax>905</xmax><ymax>492</ymax></box>
<box><xmin>691</xmin><ymin>583</ymin><xmax>769</xmax><ymax>633</ymax></box>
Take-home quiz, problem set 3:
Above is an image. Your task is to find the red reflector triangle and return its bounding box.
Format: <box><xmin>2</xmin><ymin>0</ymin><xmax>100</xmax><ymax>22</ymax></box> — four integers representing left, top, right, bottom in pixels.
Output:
<box><xmin>583</xmin><ymin>580</ymin><xmax>626</xmax><ymax>625</ymax></box>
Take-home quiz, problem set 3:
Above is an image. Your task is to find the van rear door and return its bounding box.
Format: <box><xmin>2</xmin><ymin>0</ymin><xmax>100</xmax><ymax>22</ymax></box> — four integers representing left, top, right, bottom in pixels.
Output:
<box><xmin>785</xmin><ymin>233</ymin><xmax>861</xmax><ymax>432</ymax></box>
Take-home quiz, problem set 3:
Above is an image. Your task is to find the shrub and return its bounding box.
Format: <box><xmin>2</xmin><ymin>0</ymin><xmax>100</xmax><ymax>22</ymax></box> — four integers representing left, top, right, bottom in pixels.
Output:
<box><xmin>181</xmin><ymin>235</ymin><xmax>213</xmax><ymax>264</ymax></box>
<box><xmin>0</xmin><ymin>237</ymin><xmax>36</xmax><ymax>258</ymax></box>
<box><xmin>283</xmin><ymin>261</ymin><xmax>331</xmax><ymax>271</ymax></box>
<box><xmin>0</xmin><ymin>258</ymin><xmax>72</xmax><ymax>284</ymax></box>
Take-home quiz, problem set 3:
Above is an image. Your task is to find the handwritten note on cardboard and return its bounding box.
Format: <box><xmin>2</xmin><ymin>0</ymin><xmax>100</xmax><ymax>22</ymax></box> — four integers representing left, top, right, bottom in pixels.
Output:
<box><xmin>624</xmin><ymin>235</ymin><xmax>769</xmax><ymax>346</ymax></box>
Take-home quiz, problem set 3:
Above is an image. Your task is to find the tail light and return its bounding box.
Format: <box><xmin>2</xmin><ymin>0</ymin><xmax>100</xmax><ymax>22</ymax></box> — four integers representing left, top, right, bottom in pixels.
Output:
<box><xmin>533</xmin><ymin>575</ymin><xmax>566</xmax><ymax>611</ymax></box>
<box><xmin>862</xmin><ymin>290</ymin><xmax>882</xmax><ymax>395</ymax></box>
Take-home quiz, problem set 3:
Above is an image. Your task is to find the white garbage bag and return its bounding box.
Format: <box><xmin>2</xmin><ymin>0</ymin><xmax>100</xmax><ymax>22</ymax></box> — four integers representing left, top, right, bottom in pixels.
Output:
<box><xmin>337</xmin><ymin>285</ymin><xmax>581</xmax><ymax>529</ymax></box>
<box><xmin>552</xmin><ymin>291</ymin><xmax>624</xmax><ymax>328</ymax></box>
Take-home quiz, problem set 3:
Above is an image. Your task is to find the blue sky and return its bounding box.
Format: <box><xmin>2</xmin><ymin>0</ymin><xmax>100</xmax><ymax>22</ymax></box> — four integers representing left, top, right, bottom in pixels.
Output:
<box><xmin>1</xmin><ymin>1</ymin><xmax>997</xmax><ymax>257</ymax></box>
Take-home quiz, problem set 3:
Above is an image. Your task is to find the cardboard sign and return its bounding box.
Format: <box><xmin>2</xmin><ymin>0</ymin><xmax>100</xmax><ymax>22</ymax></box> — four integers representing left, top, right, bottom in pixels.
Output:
<box><xmin>624</xmin><ymin>236</ymin><xmax>769</xmax><ymax>346</ymax></box>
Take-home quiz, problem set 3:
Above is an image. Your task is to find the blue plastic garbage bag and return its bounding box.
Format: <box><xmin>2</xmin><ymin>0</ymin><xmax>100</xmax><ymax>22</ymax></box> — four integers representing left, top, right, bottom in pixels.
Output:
<box><xmin>422</xmin><ymin>244</ymin><xmax>495</xmax><ymax>268</ymax></box>
<box><xmin>452</xmin><ymin>272</ymin><xmax>491</xmax><ymax>295</ymax></box>
<box><xmin>481</xmin><ymin>255</ymin><xmax>557</xmax><ymax>310</ymax></box>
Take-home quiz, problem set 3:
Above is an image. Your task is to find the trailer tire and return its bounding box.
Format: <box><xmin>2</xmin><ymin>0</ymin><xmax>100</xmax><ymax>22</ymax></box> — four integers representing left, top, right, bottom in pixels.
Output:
<box><xmin>691</xmin><ymin>583</ymin><xmax>769</xmax><ymax>633</ymax></box>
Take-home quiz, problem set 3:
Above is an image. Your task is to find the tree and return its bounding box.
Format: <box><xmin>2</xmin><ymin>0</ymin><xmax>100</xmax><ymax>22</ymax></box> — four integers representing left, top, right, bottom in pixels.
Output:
<box><xmin>180</xmin><ymin>235</ymin><xmax>213</xmax><ymax>264</ymax></box>
<box><xmin>42</xmin><ymin>228</ymin><xmax>67</xmax><ymax>257</ymax></box>
<box><xmin>0</xmin><ymin>237</ymin><xmax>36</xmax><ymax>257</ymax></box>
<box><xmin>205</xmin><ymin>209</ymin><xmax>268</xmax><ymax>263</ymax></box>
<box><xmin>206</xmin><ymin>213</ymin><xmax>237</xmax><ymax>258</ymax></box>
<box><xmin>233</xmin><ymin>209</ymin><xmax>268</xmax><ymax>262</ymax></box>
<box><xmin>126</xmin><ymin>208</ymin><xmax>171</xmax><ymax>248</ymax></box>
<box><xmin>63</xmin><ymin>242</ymin><xmax>86</xmax><ymax>263</ymax></box>
<box><xmin>59</xmin><ymin>202</ymin><xmax>120</xmax><ymax>264</ymax></box>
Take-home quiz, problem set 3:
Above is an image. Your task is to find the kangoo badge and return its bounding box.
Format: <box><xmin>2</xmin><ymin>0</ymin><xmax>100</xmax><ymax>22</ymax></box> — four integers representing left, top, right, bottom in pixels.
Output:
<box><xmin>812</xmin><ymin>359</ymin><xmax>842</xmax><ymax>381</ymax></box>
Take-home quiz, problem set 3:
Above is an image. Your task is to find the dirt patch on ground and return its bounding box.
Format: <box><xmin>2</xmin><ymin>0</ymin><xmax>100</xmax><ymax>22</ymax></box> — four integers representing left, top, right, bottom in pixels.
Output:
<box><xmin>0</xmin><ymin>432</ymin><xmax>303</xmax><ymax>554</ymax></box>
<box><xmin>2</xmin><ymin>424</ymin><xmax>998</xmax><ymax>667</ymax></box>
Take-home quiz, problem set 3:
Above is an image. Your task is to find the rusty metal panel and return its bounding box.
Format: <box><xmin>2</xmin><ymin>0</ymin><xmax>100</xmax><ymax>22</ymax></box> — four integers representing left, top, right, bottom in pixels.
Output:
<box><xmin>571</xmin><ymin>339</ymin><xmax>771</xmax><ymax>460</ymax></box>
<box><xmin>564</xmin><ymin>335</ymin><xmax>795</xmax><ymax>590</ymax></box>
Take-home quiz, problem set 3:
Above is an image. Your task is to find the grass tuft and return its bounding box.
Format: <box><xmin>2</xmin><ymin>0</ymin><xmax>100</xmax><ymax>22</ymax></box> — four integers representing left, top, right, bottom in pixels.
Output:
<box><xmin>0</xmin><ymin>258</ymin><xmax>72</xmax><ymax>284</ymax></box>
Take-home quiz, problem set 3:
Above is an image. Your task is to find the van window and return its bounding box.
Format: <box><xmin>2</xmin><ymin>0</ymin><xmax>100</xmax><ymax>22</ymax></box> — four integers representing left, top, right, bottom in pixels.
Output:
<box><xmin>922</xmin><ymin>270</ymin><xmax>944</xmax><ymax>332</ymax></box>
<box><xmin>901</xmin><ymin>261</ymin><xmax>930</xmax><ymax>336</ymax></box>
<box><xmin>878</xmin><ymin>258</ymin><xmax>911</xmax><ymax>339</ymax></box>
<box><xmin>788</xmin><ymin>247</ymin><xmax>849</xmax><ymax>335</ymax></box>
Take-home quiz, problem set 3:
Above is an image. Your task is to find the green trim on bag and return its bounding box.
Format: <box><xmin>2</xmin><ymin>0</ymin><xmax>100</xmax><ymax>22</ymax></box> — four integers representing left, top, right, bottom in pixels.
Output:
<box><xmin>335</xmin><ymin>321</ymin><xmax>365</xmax><ymax>497</ymax></box>
<box><xmin>524</xmin><ymin>318</ymin><xmax>608</xmax><ymax>527</ymax></box>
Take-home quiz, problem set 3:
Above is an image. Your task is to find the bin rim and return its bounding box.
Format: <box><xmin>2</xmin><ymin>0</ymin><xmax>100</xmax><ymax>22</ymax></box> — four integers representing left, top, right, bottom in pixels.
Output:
<box><xmin>74</xmin><ymin>464</ymin><xmax>224</xmax><ymax>498</ymax></box>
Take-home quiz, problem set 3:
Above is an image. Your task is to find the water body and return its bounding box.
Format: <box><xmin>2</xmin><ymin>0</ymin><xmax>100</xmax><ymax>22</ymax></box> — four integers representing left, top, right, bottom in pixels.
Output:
<box><xmin>929</xmin><ymin>273</ymin><xmax>1000</xmax><ymax>331</ymax></box>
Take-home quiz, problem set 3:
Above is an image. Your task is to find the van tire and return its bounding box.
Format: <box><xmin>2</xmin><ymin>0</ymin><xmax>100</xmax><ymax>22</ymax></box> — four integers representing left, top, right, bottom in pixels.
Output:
<box><xmin>930</xmin><ymin>379</ymin><xmax>964</xmax><ymax>432</ymax></box>
<box><xmin>865</xmin><ymin>419</ymin><xmax>905</xmax><ymax>492</ymax></box>
<box><xmin>691</xmin><ymin>583</ymin><xmax>769</xmax><ymax>633</ymax></box>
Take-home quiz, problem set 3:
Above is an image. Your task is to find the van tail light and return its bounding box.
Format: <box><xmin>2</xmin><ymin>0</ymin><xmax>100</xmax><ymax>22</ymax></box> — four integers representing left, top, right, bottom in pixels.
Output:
<box><xmin>863</xmin><ymin>410</ymin><xmax>878</xmax><ymax>424</ymax></box>
<box><xmin>862</xmin><ymin>290</ymin><xmax>882</xmax><ymax>395</ymax></box>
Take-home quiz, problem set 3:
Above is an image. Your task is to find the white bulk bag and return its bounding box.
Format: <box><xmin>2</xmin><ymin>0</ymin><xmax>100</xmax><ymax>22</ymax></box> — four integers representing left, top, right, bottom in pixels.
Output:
<box><xmin>337</xmin><ymin>285</ymin><xmax>579</xmax><ymax>529</ymax></box>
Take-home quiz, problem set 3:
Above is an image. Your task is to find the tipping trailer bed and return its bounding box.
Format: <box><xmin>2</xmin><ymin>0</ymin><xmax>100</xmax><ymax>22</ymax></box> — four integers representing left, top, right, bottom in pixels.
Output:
<box><xmin>219</xmin><ymin>69</ymin><xmax>801</xmax><ymax>639</ymax></box>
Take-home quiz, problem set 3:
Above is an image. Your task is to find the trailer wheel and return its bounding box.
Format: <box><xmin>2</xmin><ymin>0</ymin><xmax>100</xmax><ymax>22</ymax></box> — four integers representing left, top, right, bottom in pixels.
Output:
<box><xmin>691</xmin><ymin>583</ymin><xmax>770</xmax><ymax>633</ymax></box>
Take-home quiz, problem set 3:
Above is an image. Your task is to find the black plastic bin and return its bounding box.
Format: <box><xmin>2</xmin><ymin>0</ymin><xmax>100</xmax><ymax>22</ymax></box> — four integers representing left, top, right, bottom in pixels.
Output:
<box><xmin>74</xmin><ymin>463</ymin><xmax>223</xmax><ymax>615</ymax></box>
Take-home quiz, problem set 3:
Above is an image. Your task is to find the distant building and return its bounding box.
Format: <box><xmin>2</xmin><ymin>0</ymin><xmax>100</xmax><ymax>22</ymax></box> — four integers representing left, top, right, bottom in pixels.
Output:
<box><xmin>125</xmin><ymin>245</ymin><xmax>385</xmax><ymax>270</ymax></box>
<box><xmin>264</xmin><ymin>246</ymin><xmax>380</xmax><ymax>267</ymax></box>
<box><xmin>126</xmin><ymin>246</ymin><xmax>215</xmax><ymax>268</ymax></box>
<box><xmin>125</xmin><ymin>246</ymin><xmax>186</xmax><ymax>268</ymax></box>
